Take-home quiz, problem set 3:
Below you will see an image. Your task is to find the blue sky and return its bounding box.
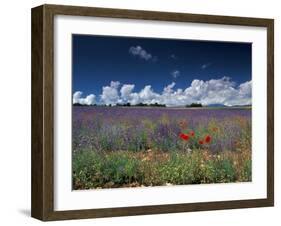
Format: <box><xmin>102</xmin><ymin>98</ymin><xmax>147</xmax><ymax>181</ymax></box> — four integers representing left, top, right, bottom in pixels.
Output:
<box><xmin>72</xmin><ymin>34</ymin><xmax>252</xmax><ymax>106</ymax></box>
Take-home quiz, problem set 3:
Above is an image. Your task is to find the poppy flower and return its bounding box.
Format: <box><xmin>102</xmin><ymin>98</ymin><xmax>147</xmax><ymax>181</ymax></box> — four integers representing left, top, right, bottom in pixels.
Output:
<box><xmin>189</xmin><ymin>131</ymin><xmax>195</xmax><ymax>137</ymax></box>
<box><xmin>205</xmin><ymin>135</ymin><xmax>211</xmax><ymax>143</ymax></box>
<box><xmin>199</xmin><ymin>140</ymin><xmax>204</xmax><ymax>145</ymax></box>
<box><xmin>179</xmin><ymin>133</ymin><xmax>189</xmax><ymax>141</ymax></box>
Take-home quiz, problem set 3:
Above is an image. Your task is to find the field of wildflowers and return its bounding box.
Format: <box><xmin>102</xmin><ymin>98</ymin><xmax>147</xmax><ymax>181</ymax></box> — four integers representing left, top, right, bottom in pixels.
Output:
<box><xmin>72</xmin><ymin>106</ymin><xmax>251</xmax><ymax>189</ymax></box>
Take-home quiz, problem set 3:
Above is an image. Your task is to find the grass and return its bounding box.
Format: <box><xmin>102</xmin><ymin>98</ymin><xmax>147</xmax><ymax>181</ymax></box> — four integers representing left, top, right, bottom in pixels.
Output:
<box><xmin>73</xmin><ymin>148</ymin><xmax>251</xmax><ymax>189</ymax></box>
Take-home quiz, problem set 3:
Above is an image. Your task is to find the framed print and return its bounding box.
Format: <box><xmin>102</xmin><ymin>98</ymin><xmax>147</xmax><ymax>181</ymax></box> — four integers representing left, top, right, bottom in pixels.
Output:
<box><xmin>31</xmin><ymin>4</ymin><xmax>274</xmax><ymax>221</ymax></box>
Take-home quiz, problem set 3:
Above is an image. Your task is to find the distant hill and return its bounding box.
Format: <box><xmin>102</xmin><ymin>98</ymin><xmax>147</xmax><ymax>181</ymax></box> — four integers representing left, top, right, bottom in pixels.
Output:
<box><xmin>207</xmin><ymin>104</ymin><xmax>252</xmax><ymax>108</ymax></box>
<box><xmin>231</xmin><ymin>104</ymin><xmax>252</xmax><ymax>108</ymax></box>
<box><xmin>207</xmin><ymin>104</ymin><xmax>227</xmax><ymax>107</ymax></box>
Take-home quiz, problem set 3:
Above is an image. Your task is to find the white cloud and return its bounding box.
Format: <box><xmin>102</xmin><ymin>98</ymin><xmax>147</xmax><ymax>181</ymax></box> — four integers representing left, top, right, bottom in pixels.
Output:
<box><xmin>201</xmin><ymin>63</ymin><xmax>212</xmax><ymax>69</ymax></box>
<box><xmin>225</xmin><ymin>80</ymin><xmax>252</xmax><ymax>106</ymax></box>
<box><xmin>128</xmin><ymin>93</ymin><xmax>140</xmax><ymax>105</ymax></box>
<box><xmin>139</xmin><ymin>85</ymin><xmax>160</xmax><ymax>104</ymax></box>
<box><xmin>120</xmin><ymin>84</ymin><xmax>136</xmax><ymax>104</ymax></box>
<box><xmin>73</xmin><ymin>91</ymin><xmax>96</xmax><ymax>105</ymax></box>
<box><xmin>75</xmin><ymin>77</ymin><xmax>252</xmax><ymax>107</ymax></box>
<box><xmin>100</xmin><ymin>81</ymin><xmax>120</xmax><ymax>105</ymax></box>
<box><xmin>171</xmin><ymin>70</ymin><xmax>180</xmax><ymax>79</ymax></box>
<box><xmin>110</xmin><ymin>81</ymin><xmax>120</xmax><ymax>89</ymax></box>
<box><xmin>83</xmin><ymin>94</ymin><xmax>96</xmax><ymax>105</ymax></box>
<box><xmin>120</xmin><ymin>84</ymin><xmax>135</xmax><ymax>100</ymax></box>
<box><xmin>73</xmin><ymin>91</ymin><xmax>82</xmax><ymax>103</ymax></box>
<box><xmin>163</xmin><ymin>82</ymin><xmax>176</xmax><ymax>94</ymax></box>
<box><xmin>183</xmin><ymin>77</ymin><xmax>251</xmax><ymax>106</ymax></box>
<box><xmin>238</xmin><ymin>80</ymin><xmax>251</xmax><ymax>97</ymax></box>
<box><xmin>129</xmin><ymin>46</ymin><xmax>153</xmax><ymax>61</ymax></box>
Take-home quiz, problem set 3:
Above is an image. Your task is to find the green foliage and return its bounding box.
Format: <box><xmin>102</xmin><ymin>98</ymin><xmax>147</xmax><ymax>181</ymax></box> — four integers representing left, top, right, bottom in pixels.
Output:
<box><xmin>73</xmin><ymin>148</ymin><xmax>251</xmax><ymax>189</ymax></box>
<box><xmin>72</xmin><ymin>150</ymin><xmax>103</xmax><ymax>189</ymax></box>
<box><xmin>206</xmin><ymin>158</ymin><xmax>236</xmax><ymax>183</ymax></box>
<box><xmin>185</xmin><ymin>103</ymin><xmax>203</xmax><ymax>108</ymax></box>
<box><xmin>240</xmin><ymin>159</ymin><xmax>252</xmax><ymax>181</ymax></box>
<box><xmin>73</xmin><ymin>150</ymin><xmax>142</xmax><ymax>189</ymax></box>
<box><xmin>157</xmin><ymin>152</ymin><xmax>201</xmax><ymax>185</ymax></box>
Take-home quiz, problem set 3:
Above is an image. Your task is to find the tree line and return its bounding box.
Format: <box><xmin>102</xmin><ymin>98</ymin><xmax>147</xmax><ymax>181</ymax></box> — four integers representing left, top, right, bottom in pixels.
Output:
<box><xmin>74</xmin><ymin>102</ymin><xmax>203</xmax><ymax>107</ymax></box>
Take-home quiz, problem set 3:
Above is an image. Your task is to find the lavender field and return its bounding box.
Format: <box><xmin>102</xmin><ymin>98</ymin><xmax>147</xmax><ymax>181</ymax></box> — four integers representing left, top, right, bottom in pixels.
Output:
<box><xmin>72</xmin><ymin>106</ymin><xmax>252</xmax><ymax>189</ymax></box>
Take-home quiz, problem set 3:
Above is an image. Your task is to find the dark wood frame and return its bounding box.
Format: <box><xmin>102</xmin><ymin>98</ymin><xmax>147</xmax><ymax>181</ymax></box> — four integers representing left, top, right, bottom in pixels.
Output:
<box><xmin>31</xmin><ymin>4</ymin><xmax>274</xmax><ymax>221</ymax></box>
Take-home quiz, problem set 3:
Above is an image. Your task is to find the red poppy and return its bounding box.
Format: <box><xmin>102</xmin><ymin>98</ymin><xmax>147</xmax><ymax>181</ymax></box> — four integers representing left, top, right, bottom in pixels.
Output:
<box><xmin>205</xmin><ymin>135</ymin><xmax>212</xmax><ymax>143</ymax></box>
<box><xmin>179</xmin><ymin>133</ymin><xmax>189</xmax><ymax>141</ymax></box>
<box><xmin>189</xmin><ymin>131</ymin><xmax>195</xmax><ymax>137</ymax></box>
<box><xmin>199</xmin><ymin>140</ymin><xmax>204</xmax><ymax>145</ymax></box>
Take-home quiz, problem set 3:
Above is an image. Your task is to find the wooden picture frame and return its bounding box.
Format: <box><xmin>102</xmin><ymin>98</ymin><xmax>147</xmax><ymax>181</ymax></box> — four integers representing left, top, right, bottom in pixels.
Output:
<box><xmin>31</xmin><ymin>4</ymin><xmax>274</xmax><ymax>221</ymax></box>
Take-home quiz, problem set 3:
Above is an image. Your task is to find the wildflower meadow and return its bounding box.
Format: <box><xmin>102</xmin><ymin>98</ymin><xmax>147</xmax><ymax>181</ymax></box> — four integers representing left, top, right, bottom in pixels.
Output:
<box><xmin>72</xmin><ymin>106</ymin><xmax>251</xmax><ymax>189</ymax></box>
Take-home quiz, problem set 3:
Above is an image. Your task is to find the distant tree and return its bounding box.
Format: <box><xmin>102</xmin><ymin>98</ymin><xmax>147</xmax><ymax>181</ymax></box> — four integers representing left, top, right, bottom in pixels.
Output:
<box><xmin>73</xmin><ymin>103</ymin><xmax>83</xmax><ymax>106</ymax></box>
<box><xmin>186</xmin><ymin>103</ymin><xmax>202</xmax><ymax>108</ymax></box>
<box><xmin>116</xmin><ymin>103</ymin><xmax>131</xmax><ymax>107</ymax></box>
<box><xmin>73</xmin><ymin>103</ymin><xmax>96</xmax><ymax>106</ymax></box>
<box><xmin>98</xmin><ymin>102</ymin><xmax>167</xmax><ymax>107</ymax></box>
<box><xmin>128</xmin><ymin>102</ymin><xmax>167</xmax><ymax>107</ymax></box>
<box><xmin>149</xmin><ymin>103</ymin><xmax>166</xmax><ymax>107</ymax></box>
<box><xmin>136</xmin><ymin>102</ymin><xmax>148</xmax><ymax>107</ymax></box>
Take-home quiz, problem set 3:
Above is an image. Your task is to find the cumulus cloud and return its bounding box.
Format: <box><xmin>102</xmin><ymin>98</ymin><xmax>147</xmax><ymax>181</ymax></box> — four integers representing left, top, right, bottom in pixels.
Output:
<box><xmin>74</xmin><ymin>77</ymin><xmax>252</xmax><ymax>107</ymax></box>
<box><xmin>138</xmin><ymin>85</ymin><xmax>160</xmax><ymax>104</ymax></box>
<box><xmin>120</xmin><ymin>84</ymin><xmax>136</xmax><ymax>104</ymax></box>
<box><xmin>183</xmin><ymin>77</ymin><xmax>251</xmax><ymax>106</ymax></box>
<box><xmin>73</xmin><ymin>91</ymin><xmax>96</xmax><ymax>105</ymax></box>
<box><xmin>100</xmin><ymin>81</ymin><xmax>121</xmax><ymax>105</ymax></box>
<box><xmin>171</xmin><ymin>70</ymin><xmax>180</xmax><ymax>79</ymax></box>
<box><xmin>163</xmin><ymin>82</ymin><xmax>176</xmax><ymax>94</ymax></box>
<box><xmin>120</xmin><ymin>84</ymin><xmax>135</xmax><ymax>100</ymax></box>
<box><xmin>129</xmin><ymin>46</ymin><xmax>153</xmax><ymax>61</ymax></box>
